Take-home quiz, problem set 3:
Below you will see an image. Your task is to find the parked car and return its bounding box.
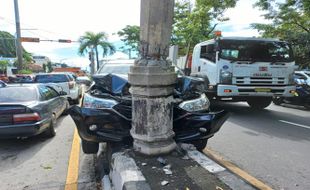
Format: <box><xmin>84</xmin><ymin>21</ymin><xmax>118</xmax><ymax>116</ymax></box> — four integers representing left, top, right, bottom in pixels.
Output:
<box><xmin>0</xmin><ymin>80</ymin><xmax>7</xmax><ymax>87</ymax></box>
<box><xmin>70</xmin><ymin>60</ymin><xmax>229</xmax><ymax>154</ymax></box>
<box><xmin>294</xmin><ymin>71</ymin><xmax>310</xmax><ymax>85</ymax></box>
<box><xmin>273</xmin><ymin>84</ymin><xmax>310</xmax><ymax>110</ymax></box>
<box><xmin>8</xmin><ymin>74</ymin><xmax>34</xmax><ymax>83</ymax></box>
<box><xmin>0</xmin><ymin>84</ymin><xmax>69</xmax><ymax>139</ymax></box>
<box><xmin>76</xmin><ymin>76</ymin><xmax>92</xmax><ymax>86</ymax></box>
<box><xmin>34</xmin><ymin>73</ymin><xmax>82</xmax><ymax>104</ymax></box>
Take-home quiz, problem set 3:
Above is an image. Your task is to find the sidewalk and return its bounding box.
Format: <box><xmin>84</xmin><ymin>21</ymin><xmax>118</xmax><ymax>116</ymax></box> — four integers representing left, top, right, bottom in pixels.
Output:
<box><xmin>106</xmin><ymin>144</ymin><xmax>256</xmax><ymax>190</ymax></box>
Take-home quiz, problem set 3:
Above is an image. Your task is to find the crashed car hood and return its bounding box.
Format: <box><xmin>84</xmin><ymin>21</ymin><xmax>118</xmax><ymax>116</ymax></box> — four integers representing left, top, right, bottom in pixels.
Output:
<box><xmin>91</xmin><ymin>73</ymin><xmax>206</xmax><ymax>99</ymax></box>
<box><xmin>92</xmin><ymin>74</ymin><xmax>130</xmax><ymax>96</ymax></box>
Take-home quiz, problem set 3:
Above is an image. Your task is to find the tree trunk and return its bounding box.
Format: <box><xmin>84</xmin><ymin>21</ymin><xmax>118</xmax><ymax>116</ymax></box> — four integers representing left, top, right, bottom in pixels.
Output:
<box><xmin>95</xmin><ymin>46</ymin><xmax>100</xmax><ymax>71</ymax></box>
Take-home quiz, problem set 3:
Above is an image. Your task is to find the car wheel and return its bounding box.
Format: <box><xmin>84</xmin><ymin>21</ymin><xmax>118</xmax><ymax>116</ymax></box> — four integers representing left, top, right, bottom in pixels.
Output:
<box><xmin>73</xmin><ymin>98</ymin><xmax>80</xmax><ymax>105</ymax></box>
<box><xmin>44</xmin><ymin>114</ymin><xmax>56</xmax><ymax>138</ymax></box>
<box><xmin>62</xmin><ymin>101</ymin><xmax>70</xmax><ymax>115</ymax></box>
<box><xmin>81</xmin><ymin>140</ymin><xmax>99</xmax><ymax>154</ymax></box>
<box><xmin>191</xmin><ymin>139</ymin><xmax>208</xmax><ymax>152</ymax></box>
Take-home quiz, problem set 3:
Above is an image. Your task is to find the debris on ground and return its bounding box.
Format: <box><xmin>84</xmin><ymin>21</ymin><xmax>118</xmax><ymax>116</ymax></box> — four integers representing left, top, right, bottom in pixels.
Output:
<box><xmin>161</xmin><ymin>181</ymin><xmax>169</xmax><ymax>186</ymax></box>
<box><xmin>157</xmin><ymin>157</ymin><xmax>167</xmax><ymax>166</ymax></box>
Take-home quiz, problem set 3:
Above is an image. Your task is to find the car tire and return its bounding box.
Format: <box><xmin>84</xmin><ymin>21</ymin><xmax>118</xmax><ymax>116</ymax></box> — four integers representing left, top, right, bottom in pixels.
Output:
<box><xmin>191</xmin><ymin>139</ymin><xmax>208</xmax><ymax>152</ymax></box>
<box><xmin>62</xmin><ymin>101</ymin><xmax>70</xmax><ymax>115</ymax></box>
<box><xmin>247</xmin><ymin>97</ymin><xmax>272</xmax><ymax>109</ymax></box>
<box><xmin>73</xmin><ymin>98</ymin><xmax>80</xmax><ymax>105</ymax></box>
<box><xmin>44</xmin><ymin>114</ymin><xmax>56</xmax><ymax>138</ymax></box>
<box><xmin>81</xmin><ymin>140</ymin><xmax>99</xmax><ymax>154</ymax></box>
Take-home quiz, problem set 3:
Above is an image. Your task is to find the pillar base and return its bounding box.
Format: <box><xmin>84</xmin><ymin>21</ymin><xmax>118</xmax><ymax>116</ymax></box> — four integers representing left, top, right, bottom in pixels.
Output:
<box><xmin>133</xmin><ymin>139</ymin><xmax>176</xmax><ymax>156</ymax></box>
<box><xmin>129</xmin><ymin>65</ymin><xmax>177</xmax><ymax>156</ymax></box>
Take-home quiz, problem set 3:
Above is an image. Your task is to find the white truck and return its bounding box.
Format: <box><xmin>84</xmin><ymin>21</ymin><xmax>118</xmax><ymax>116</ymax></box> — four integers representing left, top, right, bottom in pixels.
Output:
<box><xmin>190</xmin><ymin>37</ymin><xmax>296</xmax><ymax>109</ymax></box>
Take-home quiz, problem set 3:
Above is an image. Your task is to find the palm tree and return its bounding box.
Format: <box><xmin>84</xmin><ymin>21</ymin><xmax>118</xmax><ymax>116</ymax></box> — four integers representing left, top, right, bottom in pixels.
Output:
<box><xmin>78</xmin><ymin>31</ymin><xmax>115</xmax><ymax>73</ymax></box>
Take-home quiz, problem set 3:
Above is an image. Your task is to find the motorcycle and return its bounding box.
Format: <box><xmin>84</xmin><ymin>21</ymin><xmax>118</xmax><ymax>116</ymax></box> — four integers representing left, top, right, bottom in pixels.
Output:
<box><xmin>273</xmin><ymin>84</ymin><xmax>310</xmax><ymax>110</ymax></box>
<box><xmin>70</xmin><ymin>74</ymin><xmax>229</xmax><ymax>153</ymax></box>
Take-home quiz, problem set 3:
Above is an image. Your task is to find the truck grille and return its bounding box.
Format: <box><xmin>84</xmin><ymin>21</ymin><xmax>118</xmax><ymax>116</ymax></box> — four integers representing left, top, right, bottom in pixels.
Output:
<box><xmin>234</xmin><ymin>77</ymin><xmax>286</xmax><ymax>86</ymax></box>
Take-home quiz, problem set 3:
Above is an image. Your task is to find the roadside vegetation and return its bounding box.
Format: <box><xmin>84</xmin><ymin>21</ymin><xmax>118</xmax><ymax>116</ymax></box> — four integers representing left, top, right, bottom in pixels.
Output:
<box><xmin>252</xmin><ymin>0</ymin><xmax>310</xmax><ymax>69</ymax></box>
<box><xmin>78</xmin><ymin>31</ymin><xmax>116</xmax><ymax>70</ymax></box>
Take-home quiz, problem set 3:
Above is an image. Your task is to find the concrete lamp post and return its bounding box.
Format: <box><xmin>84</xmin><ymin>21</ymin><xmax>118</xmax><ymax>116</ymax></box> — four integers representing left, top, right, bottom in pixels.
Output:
<box><xmin>128</xmin><ymin>0</ymin><xmax>177</xmax><ymax>155</ymax></box>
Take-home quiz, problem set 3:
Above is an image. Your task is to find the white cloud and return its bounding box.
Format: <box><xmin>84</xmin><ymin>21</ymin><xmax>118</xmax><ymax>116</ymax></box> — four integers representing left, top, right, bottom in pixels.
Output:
<box><xmin>217</xmin><ymin>0</ymin><xmax>270</xmax><ymax>37</ymax></box>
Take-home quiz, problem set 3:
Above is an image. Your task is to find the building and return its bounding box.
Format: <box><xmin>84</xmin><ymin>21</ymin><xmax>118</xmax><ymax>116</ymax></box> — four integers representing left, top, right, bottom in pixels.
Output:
<box><xmin>32</xmin><ymin>55</ymin><xmax>51</xmax><ymax>65</ymax></box>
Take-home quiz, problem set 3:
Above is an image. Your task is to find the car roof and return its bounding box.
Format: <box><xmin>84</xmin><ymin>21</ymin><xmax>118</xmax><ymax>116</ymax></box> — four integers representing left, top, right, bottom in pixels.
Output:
<box><xmin>6</xmin><ymin>83</ymin><xmax>40</xmax><ymax>88</ymax></box>
<box><xmin>35</xmin><ymin>73</ymin><xmax>69</xmax><ymax>75</ymax></box>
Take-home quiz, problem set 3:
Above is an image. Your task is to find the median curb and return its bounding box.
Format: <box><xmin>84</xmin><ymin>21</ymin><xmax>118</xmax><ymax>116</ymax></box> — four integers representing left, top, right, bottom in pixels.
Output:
<box><xmin>108</xmin><ymin>144</ymin><xmax>256</xmax><ymax>190</ymax></box>
<box><xmin>181</xmin><ymin>144</ymin><xmax>256</xmax><ymax>190</ymax></box>
<box><xmin>110</xmin><ymin>152</ymin><xmax>151</xmax><ymax>190</ymax></box>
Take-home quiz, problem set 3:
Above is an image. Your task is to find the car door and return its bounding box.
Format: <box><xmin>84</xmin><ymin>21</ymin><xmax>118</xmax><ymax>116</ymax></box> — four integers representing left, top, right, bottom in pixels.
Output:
<box><xmin>39</xmin><ymin>86</ymin><xmax>61</xmax><ymax>118</ymax></box>
<box><xmin>46</xmin><ymin>86</ymin><xmax>66</xmax><ymax>116</ymax></box>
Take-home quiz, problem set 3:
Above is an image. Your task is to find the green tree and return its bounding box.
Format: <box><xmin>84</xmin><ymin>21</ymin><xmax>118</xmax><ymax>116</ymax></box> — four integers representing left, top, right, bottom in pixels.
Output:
<box><xmin>43</xmin><ymin>63</ymin><xmax>47</xmax><ymax>73</ymax></box>
<box><xmin>117</xmin><ymin>25</ymin><xmax>140</xmax><ymax>59</ymax></box>
<box><xmin>0</xmin><ymin>60</ymin><xmax>9</xmax><ymax>74</ymax></box>
<box><xmin>78</xmin><ymin>31</ymin><xmax>116</xmax><ymax>71</ymax></box>
<box><xmin>251</xmin><ymin>0</ymin><xmax>310</xmax><ymax>68</ymax></box>
<box><xmin>47</xmin><ymin>61</ymin><xmax>53</xmax><ymax>73</ymax></box>
<box><xmin>0</xmin><ymin>31</ymin><xmax>33</xmax><ymax>63</ymax></box>
<box><xmin>172</xmin><ymin>0</ymin><xmax>237</xmax><ymax>55</ymax></box>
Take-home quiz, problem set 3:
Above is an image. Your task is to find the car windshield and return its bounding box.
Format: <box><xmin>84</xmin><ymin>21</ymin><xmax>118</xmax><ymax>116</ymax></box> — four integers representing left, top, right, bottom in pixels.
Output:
<box><xmin>0</xmin><ymin>86</ymin><xmax>38</xmax><ymax>102</ymax></box>
<box><xmin>35</xmin><ymin>74</ymin><xmax>69</xmax><ymax>83</ymax></box>
<box><xmin>97</xmin><ymin>64</ymin><xmax>131</xmax><ymax>74</ymax></box>
<box><xmin>219</xmin><ymin>39</ymin><xmax>294</xmax><ymax>62</ymax></box>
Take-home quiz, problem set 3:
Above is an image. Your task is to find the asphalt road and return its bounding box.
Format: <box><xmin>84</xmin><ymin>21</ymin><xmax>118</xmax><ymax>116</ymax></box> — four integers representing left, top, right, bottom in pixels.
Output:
<box><xmin>209</xmin><ymin>102</ymin><xmax>310</xmax><ymax>190</ymax></box>
<box><xmin>0</xmin><ymin>115</ymin><xmax>97</xmax><ymax>190</ymax></box>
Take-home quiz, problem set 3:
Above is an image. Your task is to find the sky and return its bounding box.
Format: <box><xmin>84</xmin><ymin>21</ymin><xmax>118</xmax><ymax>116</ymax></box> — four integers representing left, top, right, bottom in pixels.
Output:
<box><xmin>0</xmin><ymin>0</ymin><xmax>269</xmax><ymax>69</ymax></box>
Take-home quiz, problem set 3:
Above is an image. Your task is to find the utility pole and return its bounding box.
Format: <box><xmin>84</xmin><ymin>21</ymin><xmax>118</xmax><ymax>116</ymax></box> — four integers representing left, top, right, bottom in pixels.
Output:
<box><xmin>129</xmin><ymin>0</ymin><xmax>176</xmax><ymax>155</ymax></box>
<box><xmin>13</xmin><ymin>0</ymin><xmax>23</xmax><ymax>71</ymax></box>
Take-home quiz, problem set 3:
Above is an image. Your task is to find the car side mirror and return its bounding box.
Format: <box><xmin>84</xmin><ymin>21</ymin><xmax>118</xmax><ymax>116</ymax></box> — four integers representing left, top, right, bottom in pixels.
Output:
<box><xmin>59</xmin><ymin>91</ymin><xmax>67</xmax><ymax>96</ymax></box>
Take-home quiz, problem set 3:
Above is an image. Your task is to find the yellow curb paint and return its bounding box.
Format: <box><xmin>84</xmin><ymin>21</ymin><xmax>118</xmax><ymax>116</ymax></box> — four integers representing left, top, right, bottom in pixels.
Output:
<box><xmin>64</xmin><ymin>128</ymin><xmax>80</xmax><ymax>190</ymax></box>
<box><xmin>204</xmin><ymin>148</ymin><xmax>273</xmax><ymax>190</ymax></box>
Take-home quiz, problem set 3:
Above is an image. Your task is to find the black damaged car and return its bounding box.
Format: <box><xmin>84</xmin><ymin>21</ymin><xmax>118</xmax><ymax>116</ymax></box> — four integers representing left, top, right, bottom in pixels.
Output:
<box><xmin>70</xmin><ymin>62</ymin><xmax>229</xmax><ymax>153</ymax></box>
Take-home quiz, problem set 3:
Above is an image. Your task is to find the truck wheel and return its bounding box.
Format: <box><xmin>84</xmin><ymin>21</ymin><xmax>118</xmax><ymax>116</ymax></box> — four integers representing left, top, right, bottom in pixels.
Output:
<box><xmin>304</xmin><ymin>103</ymin><xmax>310</xmax><ymax>110</ymax></box>
<box><xmin>272</xmin><ymin>96</ymin><xmax>283</xmax><ymax>106</ymax></box>
<box><xmin>191</xmin><ymin>139</ymin><xmax>208</xmax><ymax>152</ymax></box>
<box><xmin>81</xmin><ymin>140</ymin><xmax>99</xmax><ymax>154</ymax></box>
<box><xmin>247</xmin><ymin>97</ymin><xmax>272</xmax><ymax>109</ymax></box>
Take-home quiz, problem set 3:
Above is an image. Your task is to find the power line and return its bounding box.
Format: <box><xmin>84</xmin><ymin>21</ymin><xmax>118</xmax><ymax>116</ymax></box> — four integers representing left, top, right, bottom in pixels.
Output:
<box><xmin>0</xmin><ymin>16</ymin><xmax>73</xmax><ymax>40</ymax></box>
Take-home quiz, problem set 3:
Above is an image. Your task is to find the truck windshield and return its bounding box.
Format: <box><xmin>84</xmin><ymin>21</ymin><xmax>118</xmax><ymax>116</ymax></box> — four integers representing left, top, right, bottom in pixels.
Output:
<box><xmin>219</xmin><ymin>40</ymin><xmax>294</xmax><ymax>62</ymax></box>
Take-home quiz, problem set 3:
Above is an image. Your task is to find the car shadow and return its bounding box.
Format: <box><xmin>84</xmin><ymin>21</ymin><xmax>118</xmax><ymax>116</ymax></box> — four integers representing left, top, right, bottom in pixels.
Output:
<box><xmin>211</xmin><ymin>101</ymin><xmax>310</xmax><ymax>142</ymax></box>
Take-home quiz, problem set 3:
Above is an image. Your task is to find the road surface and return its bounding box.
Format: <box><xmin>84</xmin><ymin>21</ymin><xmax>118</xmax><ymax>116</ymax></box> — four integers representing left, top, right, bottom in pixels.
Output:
<box><xmin>209</xmin><ymin>102</ymin><xmax>310</xmax><ymax>190</ymax></box>
<box><xmin>0</xmin><ymin>115</ymin><xmax>98</xmax><ymax>190</ymax></box>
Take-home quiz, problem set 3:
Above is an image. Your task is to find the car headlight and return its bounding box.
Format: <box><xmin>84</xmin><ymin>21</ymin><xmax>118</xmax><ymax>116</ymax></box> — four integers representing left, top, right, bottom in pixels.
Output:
<box><xmin>82</xmin><ymin>93</ymin><xmax>117</xmax><ymax>109</ymax></box>
<box><xmin>179</xmin><ymin>94</ymin><xmax>210</xmax><ymax>112</ymax></box>
<box><xmin>220</xmin><ymin>70</ymin><xmax>232</xmax><ymax>84</ymax></box>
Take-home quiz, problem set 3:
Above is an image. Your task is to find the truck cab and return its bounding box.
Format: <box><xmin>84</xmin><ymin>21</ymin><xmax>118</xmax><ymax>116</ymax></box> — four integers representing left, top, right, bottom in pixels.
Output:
<box><xmin>191</xmin><ymin>37</ymin><xmax>296</xmax><ymax>109</ymax></box>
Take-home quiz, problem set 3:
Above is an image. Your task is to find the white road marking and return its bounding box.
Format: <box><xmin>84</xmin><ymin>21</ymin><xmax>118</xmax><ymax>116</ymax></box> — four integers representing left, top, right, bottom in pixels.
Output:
<box><xmin>279</xmin><ymin>120</ymin><xmax>310</xmax><ymax>130</ymax></box>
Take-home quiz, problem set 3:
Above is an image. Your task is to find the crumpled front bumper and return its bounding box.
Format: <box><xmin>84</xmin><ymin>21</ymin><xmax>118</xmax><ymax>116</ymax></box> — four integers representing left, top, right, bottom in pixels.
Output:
<box><xmin>69</xmin><ymin>106</ymin><xmax>229</xmax><ymax>144</ymax></box>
